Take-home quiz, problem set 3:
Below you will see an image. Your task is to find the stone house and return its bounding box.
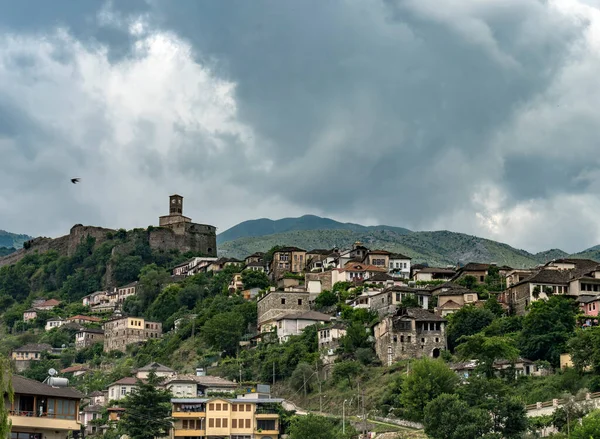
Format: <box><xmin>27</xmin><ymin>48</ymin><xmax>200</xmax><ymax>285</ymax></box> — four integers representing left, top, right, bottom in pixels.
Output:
<box><xmin>257</xmin><ymin>290</ymin><xmax>311</xmax><ymax>332</ymax></box>
<box><xmin>75</xmin><ymin>328</ymin><xmax>105</xmax><ymax>350</ymax></box>
<box><xmin>332</xmin><ymin>262</ymin><xmax>387</xmax><ymax>283</ymax></box>
<box><xmin>503</xmin><ymin>269</ymin><xmax>571</xmax><ymax>315</ymax></box>
<box><xmin>229</xmin><ymin>273</ymin><xmax>244</xmax><ymax>293</ymax></box>
<box><xmin>102</xmin><ymin>316</ymin><xmax>162</xmax><ymax>353</ymax></box>
<box><xmin>45</xmin><ymin>317</ymin><xmax>66</xmax><ymax>331</ymax></box>
<box><xmin>269</xmin><ymin>247</ymin><xmax>307</xmax><ymax>281</ymax></box>
<box><xmin>504</xmin><ymin>269</ymin><xmax>536</xmax><ymax>288</ymax></box>
<box><xmin>116</xmin><ymin>281</ymin><xmax>138</xmax><ymax>303</ymax></box>
<box><xmin>578</xmin><ymin>295</ymin><xmax>600</xmax><ymax>317</ymax></box>
<box><xmin>34</xmin><ymin>298</ymin><xmax>61</xmax><ymax>310</ymax></box>
<box><xmin>274</xmin><ymin>311</ymin><xmax>332</xmax><ymax>342</ymax></box>
<box><xmin>245</xmin><ymin>252</ymin><xmax>265</xmax><ymax>265</ymax></box>
<box><xmin>374</xmin><ymin>308</ymin><xmax>447</xmax><ymax>365</ymax></box>
<box><xmin>452</xmin><ymin>263</ymin><xmax>512</xmax><ymax>284</ymax></box>
<box><xmin>207</xmin><ymin>257</ymin><xmax>243</xmax><ymax>273</ymax></box>
<box><xmin>412</xmin><ymin>267</ymin><xmax>456</xmax><ymax>282</ymax></box>
<box><xmin>430</xmin><ymin>283</ymin><xmax>479</xmax><ymax>316</ymax></box>
<box><xmin>351</xmin><ymin>286</ymin><xmax>430</xmax><ymax>316</ymax></box>
<box><xmin>451</xmin><ymin>358</ymin><xmax>543</xmax><ymax>380</ymax></box>
<box><xmin>305</xmin><ymin>271</ymin><xmax>334</xmax><ymax>296</ymax></box>
<box><xmin>244</xmin><ymin>262</ymin><xmax>265</xmax><ymax>272</ymax></box>
<box><xmin>362</xmin><ymin>250</ymin><xmax>391</xmax><ymax>271</ymax></box>
<box><xmin>68</xmin><ymin>315</ymin><xmax>102</xmax><ymax>325</ymax></box>
<box><xmin>306</xmin><ymin>249</ymin><xmax>334</xmax><ymax>272</ymax></box>
<box><xmin>318</xmin><ymin>322</ymin><xmax>347</xmax><ymax>371</ymax></box>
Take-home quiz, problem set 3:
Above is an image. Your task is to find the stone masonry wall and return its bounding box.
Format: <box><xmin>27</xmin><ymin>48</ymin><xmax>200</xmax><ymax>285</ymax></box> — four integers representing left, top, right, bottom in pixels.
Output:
<box><xmin>148</xmin><ymin>224</ymin><xmax>217</xmax><ymax>256</ymax></box>
<box><xmin>257</xmin><ymin>291</ymin><xmax>311</xmax><ymax>328</ymax></box>
<box><xmin>0</xmin><ymin>225</ymin><xmax>115</xmax><ymax>268</ymax></box>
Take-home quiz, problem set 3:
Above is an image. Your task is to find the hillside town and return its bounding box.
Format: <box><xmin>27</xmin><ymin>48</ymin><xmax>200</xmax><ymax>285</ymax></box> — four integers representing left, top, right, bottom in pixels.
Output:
<box><xmin>3</xmin><ymin>196</ymin><xmax>600</xmax><ymax>439</ymax></box>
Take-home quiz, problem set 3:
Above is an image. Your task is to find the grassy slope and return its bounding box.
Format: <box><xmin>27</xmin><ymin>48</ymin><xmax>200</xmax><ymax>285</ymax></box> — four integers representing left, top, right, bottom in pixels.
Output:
<box><xmin>218</xmin><ymin>228</ymin><xmax>547</xmax><ymax>267</ymax></box>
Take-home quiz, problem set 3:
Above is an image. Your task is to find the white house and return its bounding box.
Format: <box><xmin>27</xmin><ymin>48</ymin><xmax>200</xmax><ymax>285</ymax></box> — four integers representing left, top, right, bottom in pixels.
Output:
<box><xmin>275</xmin><ymin>311</ymin><xmax>332</xmax><ymax>342</ymax></box>
<box><xmin>388</xmin><ymin>253</ymin><xmax>412</xmax><ymax>279</ymax></box>
<box><xmin>45</xmin><ymin>317</ymin><xmax>66</xmax><ymax>331</ymax></box>
<box><xmin>107</xmin><ymin>377</ymin><xmax>140</xmax><ymax>402</ymax></box>
<box><xmin>135</xmin><ymin>362</ymin><xmax>177</xmax><ymax>380</ymax></box>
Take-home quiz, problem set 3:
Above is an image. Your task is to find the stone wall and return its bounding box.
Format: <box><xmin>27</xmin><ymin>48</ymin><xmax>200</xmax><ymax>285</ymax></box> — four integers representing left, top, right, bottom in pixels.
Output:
<box><xmin>305</xmin><ymin>272</ymin><xmax>333</xmax><ymax>292</ymax></box>
<box><xmin>0</xmin><ymin>225</ymin><xmax>115</xmax><ymax>268</ymax></box>
<box><xmin>257</xmin><ymin>291</ymin><xmax>310</xmax><ymax>328</ymax></box>
<box><xmin>374</xmin><ymin>316</ymin><xmax>447</xmax><ymax>364</ymax></box>
<box><xmin>148</xmin><ymin>223</ymin><xmax>217</xmax><ymax>256</ymax></box>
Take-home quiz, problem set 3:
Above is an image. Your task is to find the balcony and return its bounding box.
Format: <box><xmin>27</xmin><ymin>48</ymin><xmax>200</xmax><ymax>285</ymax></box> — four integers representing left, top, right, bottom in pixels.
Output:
<box><xmin>9</xmin><ymin>412</ymin><xmax>80</xmax><ymax>431</ymax></box>
<box><xmin>255</xmin><ymin>429</ymin><xmax>279</xmax><ymax>436</ymax></box>
<box><xmin>256</xmin><ymin>412</ymin><xmax>280</xmax><ymax>419</ymax></box>
<box><xmin>173</xmin><ymin>429</ymin><xmax>205</xmax><ymax>437</ymax></box>
<box><xmin>172</xmin><ymin>411</ymin><xmax>206</xmax><ymax>418</ymax></box>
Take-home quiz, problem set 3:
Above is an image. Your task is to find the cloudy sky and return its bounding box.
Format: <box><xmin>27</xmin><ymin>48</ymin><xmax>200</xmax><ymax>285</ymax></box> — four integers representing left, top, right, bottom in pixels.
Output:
<box><xmin>1</xmin><ymin>0</ymin><xmax>600</xmax><ymax>253</ymax></box>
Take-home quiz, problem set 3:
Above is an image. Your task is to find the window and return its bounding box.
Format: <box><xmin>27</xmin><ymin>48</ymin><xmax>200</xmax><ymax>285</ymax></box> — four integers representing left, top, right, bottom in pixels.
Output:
<box><xmin>232</xmin><ymin>419</ymin><xmax>237</xmax><ymax>428</ymax></box>
<box><xmin>223</xmin><ymin>418</ymin><xmax>228</xmax><ymax>427</ymax></box>
<box><xmin>209</xmin><ymin>403</ymin><xmax>214</xmax><ymax>411</ymax></box>
<box><xmin>246</xmin><ymin>404</ymin><xmax>251</xmax><ymax>412</ymax></box>
<box><xmin>400</xmin><ymin>335</ymin><xmax>404</xmax><ymax>343</ymax></box>
<box><xmin>407</xmin><ymin>336</ymin><xmax>411</xmax><ymax>343</ymax></box>
<box><xmin>232</xmin><ymin>404</ymin><xmax>238</xmax><ymax>412</ymax></box>
<box><xmin>216</xmin><ymin>403</ymin><xmax>221</xmax><ymax>411</ymax></box>
<box><xmin>281</xmin><ymin>298</ymin><xmax>286</xmax><ymax>305</ymax></box>
<box><xmin>246</xmin><ymin>418</ymin><xmax>251</xmax><ymax>428</ymax></box>
<box><xmin>209</xmin><ymin>418</ymin><xmax>214</xmax><ymax>428</ymax></box>
<box><xmin>121</xmin><ymin>387</ymin><xmax>127</xmax><ymax>395</ymax></box>
<box><xmin>297</xmin><ymin>299</ymin><xmax>303</xmax><ymax>305</ymax></box>
<box><xmin>435</xmin><ymin>337</ymin><xmax>440</xmax><ymax>343</ymax></box>
<box><xmin>393</xmin><ymin>335</ymin><xmax>397</xmax><ymax>343</ymax></box>
<box><xmin>294</xmin><ymin>255</ymin><xmax>298</xmax><ymax>261</ymax></box>
<box><xmin>216</xmin><ymin>418</ymin><xmax>221</xmax><ymax>428</ymax></box>
<box><xmin>421</xmin><ymin>338</ymin><xmax>425</xmax><ymax>343</ymax></box>
<box><xmin>480</xmin><ymin>276</ymin><xmax>484</xmax><ymax>282</ymax></box>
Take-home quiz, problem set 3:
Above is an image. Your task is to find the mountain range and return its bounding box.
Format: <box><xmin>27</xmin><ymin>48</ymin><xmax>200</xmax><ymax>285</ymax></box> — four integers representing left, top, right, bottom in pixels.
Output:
<box><xmin>0</xmin><ymin>230</ymin><xmax>32</xmax><ymax>250</ymax></box>
<box><xmin>217</xmin><ymin>215</ymin><xmax>589</xmax><ymax>267</ymax></box>
<box><xmin>3</xmin><ymin>215</ymin><xmax>598</xmax><ymax>267</ymax></box>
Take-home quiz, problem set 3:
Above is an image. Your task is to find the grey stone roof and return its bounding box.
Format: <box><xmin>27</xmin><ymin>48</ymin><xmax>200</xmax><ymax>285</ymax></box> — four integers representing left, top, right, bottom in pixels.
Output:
<box><xmin>137</xmin><ymin>362</ymin><xmax>175</xmax><ymax>373</ymax></box>
<box><xmin>13</xmin><ymin>343</ymin><xmax>52</xmax><ymax>353</ymax></box>
<box><xmin>399</xmin><ymin>308</ymin><xmax>446</xmax><ymax>322</ymax></box>
<box><xmin>12</xmin><ymin>375</ymin><xmax>83</xmax><ymax>399</ymax></box>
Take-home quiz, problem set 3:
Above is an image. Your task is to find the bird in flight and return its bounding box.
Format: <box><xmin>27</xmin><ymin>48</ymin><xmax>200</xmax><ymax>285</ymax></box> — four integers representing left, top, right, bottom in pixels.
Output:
<box><xmin>71</xmin><ymin>178</ymin><xmax>81</xmax><ymax>184</ymax></box>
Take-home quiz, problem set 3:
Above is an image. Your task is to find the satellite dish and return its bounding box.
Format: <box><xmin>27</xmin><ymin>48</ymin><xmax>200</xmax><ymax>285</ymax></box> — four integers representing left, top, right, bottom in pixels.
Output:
<box><xmin>48</xmin><ymin>368</ymin><xmax>57</xmax><ymax>377</ymax></box>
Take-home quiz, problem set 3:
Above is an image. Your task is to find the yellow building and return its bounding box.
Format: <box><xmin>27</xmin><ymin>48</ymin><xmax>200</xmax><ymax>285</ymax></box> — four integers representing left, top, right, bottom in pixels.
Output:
<box><xmin>7</xmin><ymin>375</ymin><xmax>83</xmax><ymax>439</ymax></box>
<box><xmin>171</xmin><ymin>397</ymin><xmax>281</xmax><ymax>439</ymax></box>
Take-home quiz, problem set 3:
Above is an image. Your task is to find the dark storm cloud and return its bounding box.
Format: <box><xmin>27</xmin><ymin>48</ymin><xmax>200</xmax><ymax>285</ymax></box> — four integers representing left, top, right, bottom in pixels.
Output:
<box><xmin>0</xmin><ymin>0</ymin><xmax>599</xmax><ymax>252</ymax></box>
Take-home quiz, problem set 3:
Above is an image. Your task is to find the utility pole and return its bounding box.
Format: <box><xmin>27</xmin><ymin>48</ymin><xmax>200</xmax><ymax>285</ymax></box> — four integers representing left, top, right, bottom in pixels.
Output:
<box><xmin>315</xmin><ymin>359</ymin><xmax>322</xmax><ymax>413</ymax></box>
<box><xmin>362</xmin><ymin>386</ymin><xmax>367</xmax><ymax>438</ymax></box>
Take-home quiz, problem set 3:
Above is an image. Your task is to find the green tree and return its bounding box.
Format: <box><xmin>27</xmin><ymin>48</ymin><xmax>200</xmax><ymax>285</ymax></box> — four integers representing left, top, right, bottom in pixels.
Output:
<box><xmin>424</xmin><ymin>394</ymin><xmax>493</xmax><ymax>439</ymax></box>
<box><xmin>137</xmin><ymin>264</ymin><xmax>171</xmax><ymax>309</ymax></box>
<box><xmin>483</xmin><ymin>295</ymin><xmax>504</xmax><ymax>317</ymax></box>
<box><xmin>399</xmin><ymin>294</ymin><xmax>421</xmax><ymax>308</ymax></box>
<box><xmin>400</xmin><ymin>358</ymin><xmax>460</xmax><ymax>422</ymax></box>
<box><xmin>446</xmin><ymin>305</ymin><xmax>496</xmax><ymax>350</ymax></box>
<box><xmin>314</xmin><ymin>290</ymin><xmax>338</xmax><ymax>308</ymax></box>
<box><xmin>203</xmin><ymin>312</ymin><xmax>245</xmax><ymax>355</ymax></box>
<box><xmin>332</xmin><ymin>360</ymin><xmax>362</xmax><ymax>388</ymax></box>
<box><xmin>456</xmin><ymin>334</ymin><xmax>519</xmax><ymax>378</ymax></box>
<box><xmin>568</xmin><ymin>327</ymin><xmax>600</xmax><ymax>373</ymax></box>
<box><xmin>457</xmin><ymin>275</ymin><xmax>478</xmax><ymax>290</ymax></box>
<box><xmin>519</xmin><ymin>296</ymin><xmax>577</xmax><ymax>366</ymax></box>
<box><xmin>147</xmin><ymin>284</ymin><xmax>182</xmax><ymax>323</ymax></box>
<box><xmin>241</xmin><ymin>270</ymin><xmax>271</xmax><ymax>290</ymax></box>
<box><xmin>0</xmin><ymin>357</ymin><xmax>13</xmax><ymax>438</ymax></box>
<box><xmin>120</xmin><ymin>372</ymin><xmax>173</xmax><ymax>439</ymax></box>
<box><xmin>113</xmin><ymin>255</ymin><xmax>144</xmax><ymax>285</ymax></box>
<box><xmin>289</xmin><ymin>414</ymin><xmax>356</xmax><ymax>439</ymax></box>
<box><xmin>339</xmin><ymin>322</ymin><xmax>370</xmax><ymax>353</ymax></box>
<box><xmin>290</xmin><ymin>362</ymin><xmax>315</xmax><ymax>396</ymax></box>
<box><xmin>572</xmin><ymin>410</ymin><xmax>600</xmax><ymax>439</ymax></box>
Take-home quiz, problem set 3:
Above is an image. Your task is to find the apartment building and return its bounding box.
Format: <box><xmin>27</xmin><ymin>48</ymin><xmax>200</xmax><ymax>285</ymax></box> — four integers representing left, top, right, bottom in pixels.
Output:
<box><xmin>7</xmin><ymin>375</ymin><xmax>83</xmax><ymax>439</ymax></box>
<box><xmin>103</xmin><ymin>316</ymin><xmax>162</xmax><ymax>352</ymax></box>
<box><xmin>171</xmin><ymin>398</ymin><xmax>281</xmax><ymax>439</ymax></box>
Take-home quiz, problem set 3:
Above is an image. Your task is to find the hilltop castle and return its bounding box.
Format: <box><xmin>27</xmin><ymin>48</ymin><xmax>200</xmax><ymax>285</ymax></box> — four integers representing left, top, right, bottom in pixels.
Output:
<box><xmin>150</xmin><ymin>194</ymin><xmax>217</xmax><ymax>256</ymax></box>
<box><xmin>0</xmin><ymin>194</ymin><xmax>217</xmax><ymax>268</ymax></box>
